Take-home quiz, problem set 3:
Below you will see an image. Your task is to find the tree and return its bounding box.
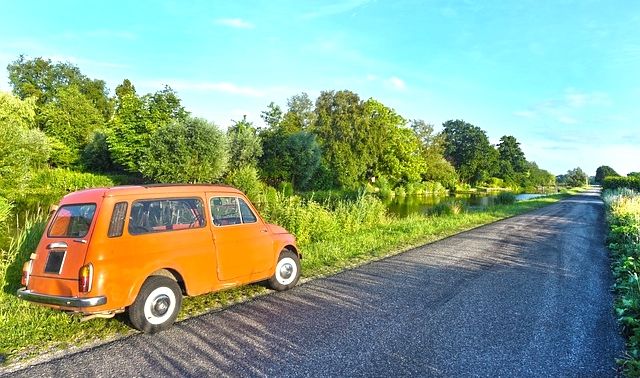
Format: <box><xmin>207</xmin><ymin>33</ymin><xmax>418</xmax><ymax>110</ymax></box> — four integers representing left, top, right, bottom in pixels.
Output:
<box><xmin>0</xmin><ymin>92</ymin><xmax>50</xmax><ymax>188</ymax></box>
<box><xmin>410</xmin><ymin>120</ymin><xmax>458</xmax><ymax>189</ymax></box>
<box><xmin>496</xmin><ymin>135</ymin><xmax>527</xmax><ymax>186</ymax></box>
<box><xmin>629</xmin><ymin>172</ymin><xmax>640</xmax><ymax>179</ymax></box>
<box><xmin>260</xmin><ymin>102</ymin><xmax>283</xmax><ymax>130</ymax></box>
<box><xmin>565</xmin><ymin>167</ymin><xmax>588</xmax><ymax>187</ymax></box>
<box><xmin>140</xmin><ymin>117</ymin><xmax>228</xmax><ymax>183</ymax></box>
<box><xmin>441</xmin><ymin>119</ymin><xmax>497</xmax><ymax>185</ymax></box>
<box><xmin>38</xmin><ymin>85</ymin><xmax>104</xmax><ymax>166</ymax></box>
<box><xmin>279</xmin><ymin>92</ymin><xmax>315</xmax><ymax>133</ymax></box>
<box><xmin>107</xmin><ymin>83</ymin><xmax>188</xmax><ymax>173</ymax></box>
<box><xmin>594</xmin><ymin>165</ymin><xmax>620</xmax><ymax>184</ymax></box>
<box><xmin>7</xmin><ymin>55</ymin><xmax>112</xmax><ymax>120</ymax></box>
<box><xmin>227</xmin><ymin>116</ymin><xmax>263</xmax><ymax>168</ymax></box>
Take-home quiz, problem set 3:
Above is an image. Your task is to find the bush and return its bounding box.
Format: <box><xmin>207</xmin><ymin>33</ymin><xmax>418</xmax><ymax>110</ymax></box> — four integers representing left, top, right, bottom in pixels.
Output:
<box><xmin>603</xmin><ymin>176</ymin><xmax>640</xmax><ymax>191</ymax></box>
<box><xmin>226</xmin><ymin>166</ymin><xmax>265</xmax><ymax>204</ymax></box>
<box><xmin>602</xmin><ymin>188</ymin><xmax>640</xmax><ymax>375</ymax></box>
<box><xmin>430</xmin><ymin>201</ymin><xmax>463</xmax><ymax>216</ymax></box>
<box><xmin>495</xmin><ymin>191</ymin><xmax>516</xmax><ymax>205</ymax></box>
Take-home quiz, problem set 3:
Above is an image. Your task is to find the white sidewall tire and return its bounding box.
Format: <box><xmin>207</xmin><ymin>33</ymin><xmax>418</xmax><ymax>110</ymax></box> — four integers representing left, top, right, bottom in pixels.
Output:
<box><xmin>143</xmin><ymin>286</ymin><xmax>177</xmax><ymax>325</ymax></box>
<box><xmin>275</xmin><ymin>257</ymin><xmax>298</xmax><ymax>286</ymax></box>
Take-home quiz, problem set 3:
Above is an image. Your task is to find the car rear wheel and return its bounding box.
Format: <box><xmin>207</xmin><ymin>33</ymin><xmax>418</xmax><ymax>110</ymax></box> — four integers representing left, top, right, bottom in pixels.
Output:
<box><xmin>267</xmin><ymin>250</ymin><xmax>300</xmax><ymax>291</ymax></box>
<box><xmin>128</xmin><ymin>276</ymin><xmax>182</xmax><ymax>333</ymax></box>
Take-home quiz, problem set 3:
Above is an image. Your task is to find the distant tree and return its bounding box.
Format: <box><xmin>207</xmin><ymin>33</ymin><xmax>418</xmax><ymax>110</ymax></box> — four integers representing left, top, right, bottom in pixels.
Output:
<box><xmin>312</xmin><ymin>90</ymin><xmax>371</xmax><ymax>188</ymax></box>
<box><xmin>7</xmin><ymin>55</ymin><xmax>112</xmax><ymax>120</ymax></box>
<box><xmin>410</xmin><ymin>120</ymin><xmax>458</xmax><ymax>189</ymax></box>
<box><xmin>594</xmin><ymin>165</ymin><xmax>620</xmax><ymax>184</ymax></box>
<box><xmin>38</xmin><ymin>85</ymin><xmax>104</xmax><ymax>166</ymax></box>
<box><xmin>523</xmin><ymin>162</ymin><xmax>556</xmax><ymax>190</ymax></box>
<box><xmin>0</xmin><ymin>92</ymin><xmax>50</xmax><ymax>188</ymax></box>
<box><xmin>260</xmin><ymin>102</ymin><xmax>283</xmax><ymax>130</ymax></box>
<box><xmin>107</xmin><ymin>83</ymin><xmax>188</xmax><ymax>173</ymax></box>
<box><xmin>441</xmin><ymin>119</ymin><xmax>497</xmax><ymax>185</ymax></box>
<box><xmin>628</xmin><ymin>172</ymin><xmax>640</xmax><ymax>179</ymax></box>
<box><xmin>496</xmin><ymin>135</ymin><xmax>527</xmax><ymax>186</ymax></box>
<box><xmin>363</xmin><ymin>99</ymin><xmax>407</xmax><ymax>182</ymax></box>
<box><xmin>140</xmin><ymin>117</ymin><xmax>228</xmax><ymax>183</ymax></box>
<box><xmin>565</xmin><ymin>167</ymin><xmax>589</xmax><ymax>187</ymax></box>
<box><xmin>279</xmin><ymin>92</ymin><xmax>315</xmax><ymax>133</ymax></box>
<box><xmin>227</xmin><ymin>115</ymin><xmax>263</xmax><ymax>168</ymax></box>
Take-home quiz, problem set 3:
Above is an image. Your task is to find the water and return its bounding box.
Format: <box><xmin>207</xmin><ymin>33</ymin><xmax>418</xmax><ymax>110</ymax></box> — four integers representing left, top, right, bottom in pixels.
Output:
<box><xmin>384</xmin><ymin>192</ymin><xmax>547</xmax><ymax>218</ymax></box>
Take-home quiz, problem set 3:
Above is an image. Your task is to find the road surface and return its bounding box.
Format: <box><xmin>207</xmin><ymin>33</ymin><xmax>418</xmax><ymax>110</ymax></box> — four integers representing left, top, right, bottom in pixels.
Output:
<box><xmin>4</xmin><ymin>189</ymin><xmax>623</xmax><ymax>377</ymax></box>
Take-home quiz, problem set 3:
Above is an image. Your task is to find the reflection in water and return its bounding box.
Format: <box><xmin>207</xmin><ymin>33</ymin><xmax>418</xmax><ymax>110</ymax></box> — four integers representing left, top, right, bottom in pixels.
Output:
<box><xmin>384</xmin><ymin>193</ymin><xmax>547</xmax><ymax>218</ymax></box>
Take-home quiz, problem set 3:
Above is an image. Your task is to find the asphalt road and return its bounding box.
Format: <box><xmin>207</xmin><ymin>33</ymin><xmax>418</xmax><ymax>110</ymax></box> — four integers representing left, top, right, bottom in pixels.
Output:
<box><xmin>4</xmin><ymin>189</ymin><xmax>623</xmax><ymax>377</ymax></box>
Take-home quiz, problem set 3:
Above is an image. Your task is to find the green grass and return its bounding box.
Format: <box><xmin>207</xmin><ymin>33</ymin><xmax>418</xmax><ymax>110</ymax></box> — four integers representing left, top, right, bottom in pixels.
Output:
<box><xmin>0</xmin><ymin>192</ymin><xmax>571</xmax><ymax>366</ymax></box>
<box><xmin>602</xmin><ymin>188</ymin><xmax>640</xmax><ymax>376</ymax></box>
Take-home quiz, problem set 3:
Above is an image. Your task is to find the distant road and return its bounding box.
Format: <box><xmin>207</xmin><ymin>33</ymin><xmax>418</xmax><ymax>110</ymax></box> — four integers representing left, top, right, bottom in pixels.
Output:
<box><xmin>4</xmin><ymin>188</ymin><xmax>623</xmax><ymax>377</ymax></box>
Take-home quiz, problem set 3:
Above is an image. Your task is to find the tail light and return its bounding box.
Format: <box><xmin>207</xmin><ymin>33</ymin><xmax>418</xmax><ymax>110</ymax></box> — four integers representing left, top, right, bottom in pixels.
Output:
<box><xmin>79</xmin><ymin>264</ymin><xmax>93</xmax><ymax>293</ymax></box>
<box><xmin>21</xmin><ymin>260</ymin><xmax>33</xmax><ymax>286</ymax></box>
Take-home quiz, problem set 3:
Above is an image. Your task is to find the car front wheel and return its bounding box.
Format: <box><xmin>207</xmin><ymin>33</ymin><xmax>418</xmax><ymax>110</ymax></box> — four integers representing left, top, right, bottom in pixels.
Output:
<box><xmin>267</xmin><ymin>250</ymin><xmax>301</xmax><ymax>291</ymax></box>
<box><xmin>128</xmin><ymin>276</ymin><xmax>182</xmax><ymax>333</ymax></box>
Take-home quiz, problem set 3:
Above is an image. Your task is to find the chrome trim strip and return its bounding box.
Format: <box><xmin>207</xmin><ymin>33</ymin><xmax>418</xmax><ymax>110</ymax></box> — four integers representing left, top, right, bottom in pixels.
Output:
<box><xmin>16</xmin><ymin>288</ymin><xmax>106</xmax><ymax>308</ymax></box>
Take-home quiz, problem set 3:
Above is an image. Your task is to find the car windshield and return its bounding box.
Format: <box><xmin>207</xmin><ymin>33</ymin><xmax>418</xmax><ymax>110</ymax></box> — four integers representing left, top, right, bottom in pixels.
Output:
<box><xmin>48</xmin><ymin>203</ymin><xmax>97</xmax><ymax>238</ymax></box>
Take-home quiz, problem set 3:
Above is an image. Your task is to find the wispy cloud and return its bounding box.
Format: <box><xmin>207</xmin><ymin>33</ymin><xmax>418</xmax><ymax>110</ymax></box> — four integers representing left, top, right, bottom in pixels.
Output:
<box><xmin>564</xmin><ymin>88</ymin><xmax>611</xmax><ymax>108</ymax></box>
<box><xmin>302</xmin><ymin>0</ymin><xmax>370</xmax><ymax>19</ymax></box>
<box><xmin>214</xmin><ymin>18</ymin><xmax>254</xmax><ymax>29</ymax></box>
<box><xmin>144</xmin><ymin>80</ymin><xmax>265</xmax><ymax>97</ymax></box>
<box><xmin>386</xmin><ymin>76</ymin><xmax>406</xmax><ymax>90</ymax></box>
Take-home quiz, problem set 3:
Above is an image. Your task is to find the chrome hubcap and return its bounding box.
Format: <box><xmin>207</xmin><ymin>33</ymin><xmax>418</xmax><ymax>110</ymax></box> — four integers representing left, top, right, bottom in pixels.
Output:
<box><xmin>152</xmin><ymin>295</ymin><xmax>170</xmax><ymax>317</ymax></box>
<box><xmin>279</xmin><ymin>263</ymin><xmax>293</xmax><ymax>279</ymax></box>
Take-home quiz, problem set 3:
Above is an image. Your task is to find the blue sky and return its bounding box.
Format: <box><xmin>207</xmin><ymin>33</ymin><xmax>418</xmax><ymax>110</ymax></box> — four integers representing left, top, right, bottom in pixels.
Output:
<box><xmin>1</xmin><ymin>0</ymin><xmax>638</xmax><ymax>175</ymax></box>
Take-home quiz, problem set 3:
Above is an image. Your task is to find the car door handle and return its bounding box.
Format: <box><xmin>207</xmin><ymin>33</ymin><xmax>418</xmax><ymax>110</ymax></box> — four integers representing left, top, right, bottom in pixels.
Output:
<box><xmin>47</xmin><ymin>242</ymin><xmax>68</xmax><ymax>249</ymax></box>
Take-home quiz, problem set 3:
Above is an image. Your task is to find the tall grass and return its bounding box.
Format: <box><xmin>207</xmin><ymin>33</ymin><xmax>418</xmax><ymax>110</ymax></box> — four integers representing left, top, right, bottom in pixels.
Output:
<box><xmin>602</xmin><ymin>188</ymin><xmax>640</xmax><ymax>376</ymax></box>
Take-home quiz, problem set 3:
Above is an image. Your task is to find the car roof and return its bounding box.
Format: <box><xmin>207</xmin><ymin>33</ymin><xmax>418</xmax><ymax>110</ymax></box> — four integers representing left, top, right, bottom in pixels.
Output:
<box><xmin>61</xmin><ymin>184</ymin><xmax>242</xmax><ymax>203</ymax></box>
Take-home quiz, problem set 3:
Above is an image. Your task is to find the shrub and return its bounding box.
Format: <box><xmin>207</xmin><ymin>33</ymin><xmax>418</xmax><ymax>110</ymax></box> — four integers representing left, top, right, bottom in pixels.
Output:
<box><xmin>495</xmin><ymin>191</ymin><xmax>516</xmax><ymax>205</ymax></box>
<box><xmin>226</xmin><ymin>166</ymin><xmax>265</xmax><ymax>204</ymax></box>
<box><xmin>603</xmin><ymin>177</ymin><xmax>640</xmax><ymax>191</ymax></box>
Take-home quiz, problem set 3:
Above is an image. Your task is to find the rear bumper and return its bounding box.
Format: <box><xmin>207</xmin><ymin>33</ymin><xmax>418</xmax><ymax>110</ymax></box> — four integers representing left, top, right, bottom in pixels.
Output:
<box><xmin>16</xmin><ymin>288</ymin><xmax>107</xmax><ymax>308</ymax></box>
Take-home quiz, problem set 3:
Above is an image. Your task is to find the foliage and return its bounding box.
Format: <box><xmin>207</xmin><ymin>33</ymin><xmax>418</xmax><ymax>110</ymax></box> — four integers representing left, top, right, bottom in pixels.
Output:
<box><xmin>0</xmin><ymin>92</ymin><xmax>50</xmax><ymax>190</ymax></box>
<box><xmin>602</xmin><ymin>189</ymin><xmax>640</xmax><ymax>375</ymax></box>
<box><xmin>107</xmin><ymin>84</ymin><xmax>188</xmax><ymax>174</ymax></box>
<box><xmin>38</xmin><ymin>85</ymin><xmax>105</xmax><ymax>166</ymax></box>
<box><xmin>312</xmin><ymin>90</ymin><xmax>371</xmax><ymax>188</ymax></box>
<box><xmin>496</xmin><ymin>135</ymin><xmax>527</xmax><ymax>186</ymax></box>
<box><xmin>82</xmin><ymin>131</ymin><xmax>117</xmax><ymax>172</ymax></box>
<box><xmin>227</xmin><ymin>116</ymin><xmax>263</xmax><ymax>168</ymax></box>
<box><xmin>595</xmin><ymin>165</ymin><xmax>620</xmax><ymax>185</ymax></box>
<box><xmin>441</xmin><ymin>119</ymin><xmax>497</xmax><ymax>185</ymax></box>
<box><xmin>563</xmin><ymin>167</ymin><xmax>589</xmax><ymax>187</ymax></box>
<box><xmin>604</xmin><ymin>177</ymin><xmax>640</xmax><ymax>191</ymax></box>
<box><xmin>140</xmin><ymin>117</ymin><xmax>228</xmax><ymax>183</ymax></box>
<box><xmin>7</xmin><ymin>55</ymin><xmax>112</xmax><ymax>120</ymax></box>
<box><xmin>279</xmin><ymin>92</ymin><xmax>315</xmax><ymax>133</ymax></box>
<box><xmin>226</xmin><ymin>165</ymin><xmax>265</xmax><ymax>203</ymax></box>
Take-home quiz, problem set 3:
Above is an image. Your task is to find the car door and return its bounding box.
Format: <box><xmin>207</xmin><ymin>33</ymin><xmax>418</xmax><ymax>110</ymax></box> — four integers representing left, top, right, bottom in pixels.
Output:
<box><xmin>207</xmin><ymin>194</ymin><xmax>273</xmax><ymax>281</ymax></box>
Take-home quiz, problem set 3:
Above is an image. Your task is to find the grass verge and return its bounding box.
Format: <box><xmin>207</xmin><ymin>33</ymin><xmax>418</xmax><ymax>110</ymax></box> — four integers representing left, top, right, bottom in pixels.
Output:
<box><xmin>602</xmin><ymin>188</ymin><xmax>640</xmax><ymax>376</ymax></box>
<box><xmin>0</xmin><ymin>191</ymin><xmax>573</xmax><ymax>367</ymax></box>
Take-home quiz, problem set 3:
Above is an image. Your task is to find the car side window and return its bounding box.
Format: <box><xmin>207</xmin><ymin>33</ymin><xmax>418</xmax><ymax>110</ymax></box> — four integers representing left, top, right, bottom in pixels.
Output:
<box><xmin>128</xmin><ymin>198</ymin><xmax>206</xmax><ymax>235</ymax></box>
<box><xmin>211</xmin><ymin>197</ymin><xmax>257</xmax><ymax>226</ymax></box>
<box><xmin>238</xmin><ymin>198</ymin><xmax>257</xmax><ymax>223</ymax></box>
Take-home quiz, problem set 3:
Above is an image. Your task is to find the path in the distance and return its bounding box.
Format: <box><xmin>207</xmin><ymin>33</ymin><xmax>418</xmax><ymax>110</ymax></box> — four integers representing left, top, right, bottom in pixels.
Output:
<box><xmin>5</xmin><ymin>189</ymin><xmax>623</xmax><ymax>377</ymax></box>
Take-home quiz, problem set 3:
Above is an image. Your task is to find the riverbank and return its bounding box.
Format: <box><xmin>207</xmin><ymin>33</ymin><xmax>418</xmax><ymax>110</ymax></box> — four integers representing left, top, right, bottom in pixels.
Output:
<box><xmin>0</xmin><ymin>190</ymin><xmax>580</xmax><ymax>368</ymax></box>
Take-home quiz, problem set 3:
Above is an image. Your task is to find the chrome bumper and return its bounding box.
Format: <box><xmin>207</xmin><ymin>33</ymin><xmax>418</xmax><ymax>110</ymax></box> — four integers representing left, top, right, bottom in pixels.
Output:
<box><xmin>16</xmin><ymin>288</ymin><xmax>107</xmax><ymax>308</ymax></box>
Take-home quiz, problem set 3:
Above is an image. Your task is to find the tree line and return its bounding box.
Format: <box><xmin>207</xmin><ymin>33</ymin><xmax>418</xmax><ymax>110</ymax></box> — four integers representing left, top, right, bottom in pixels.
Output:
<box><xmin>1</xmin><ymin>55</ymin><xmax>557</xmax><ymax>194</ymax></box>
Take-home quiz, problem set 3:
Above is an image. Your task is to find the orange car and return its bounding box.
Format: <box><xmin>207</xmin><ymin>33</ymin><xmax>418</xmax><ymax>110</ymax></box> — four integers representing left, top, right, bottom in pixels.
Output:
<box><xmin>17</xmin><ymin>184</ymin><xmax>300</xmax><ymax>333</ymax></box>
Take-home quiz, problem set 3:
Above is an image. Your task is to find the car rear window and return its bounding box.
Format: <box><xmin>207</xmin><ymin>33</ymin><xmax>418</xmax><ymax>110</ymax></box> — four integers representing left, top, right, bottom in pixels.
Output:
<box><xmin>48</xmin><ymin>204</ymin><xmax>97</xmax><ymax>238</ymax></box>
<box><xmin>128</xmin><ymin>198</ymin><xmax>206</xmax><ymax>235</ymax></box>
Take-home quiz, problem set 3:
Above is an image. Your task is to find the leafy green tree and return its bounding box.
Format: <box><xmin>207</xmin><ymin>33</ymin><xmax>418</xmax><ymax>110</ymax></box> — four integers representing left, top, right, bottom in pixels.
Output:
<box><xmin>286</xmin><ymin>131</ymin><xmax>321</xmax><ymax>189</ymax></box>
<box><xmin>280</xmin><ymin>92</ymin><xmax>315</xmax><ymax>133</ymax></box>
<box><xmin>522</xmin><ymin>161</ymin><xmax>556</xmax><ymax>190</ymax></box>
<box><xmin>140</xmin><ymin>117</ymin><xmax>228</xmax><ymax>183</ymax></box>
<box><xmin>594</xmin><ymin>165</ymin><xmax>619</xmax><ymax>184</ymax></box>
<box><xmin>0</xmin><ymin>92</ymin><xmax>50</xmax><ymax>188</ymax></box>
<box><xmin>410</xmin><ymin>120</ymin><xmax>458</xmax><ymax>189</ymax></box>
<box><xmin>8</xmin><ymin>55</ymin><xmax>112</xmax><ymax>120</ymax></box>
<box><xmin>260</xmin><ymin>102</ymin><xmax>283</xmax><ymax>130</ymax></box>
<box><xmin>441</xmin><ymin>119</ymin><xmax>497</xmax><ymax>185</ymax></box>
<box><xmin>312</xmin><ymin>90</ymin><xmax>371</xmax><ymax>188</ymax></box>
<box><xmin>564</xmin><ymin>167</ymin><xmax>588</xmax><ymax>187</ymax></box>
<box><xmin>496</xmin><ymin>135</ymin><xmax>527</xmax><ymax>186</ymax></box>
<box><xmin>107</xmin><ymin>82</ymin><xmax>188</xmax><ymax>173</ymax></box>
<box><xmin>38</xmin><ymin>85</ymin><xmax>104</xmax><ymax>166</ymax></box>
<box><xmin>227</xmin><ymin>116</ymin><xmax>263</xmax><ymax>168</ymax></box>
<box><xmin>628</xmin><ymin>172</ymin><xmax>640</xmax><ymax>179</ymax></box>
<box><xmin>83</xmin><ymin>131</ymin><xmax>116</xmax><ymax>172</ymax></box>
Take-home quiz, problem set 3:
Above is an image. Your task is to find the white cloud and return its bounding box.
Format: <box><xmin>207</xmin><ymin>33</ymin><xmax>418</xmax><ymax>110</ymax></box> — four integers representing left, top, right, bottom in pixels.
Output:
<box><xmin>564</xmin><ymin>88</ymin><xmax>611</xmax><ymax>108</ymax></box>
<box><xmin>214</xmin><ymin>18</ymin><xmax>254</xmax><ymax>29</ymax></box>
<box><xmin>387</xmin><ymin>76</ymin><xmax>406</xmax><ymax>90</ymax></box>
<box><xmin>143</xmin><ymin>80</ymin><xmax>265</xmax><ymax>97</ymax></box>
